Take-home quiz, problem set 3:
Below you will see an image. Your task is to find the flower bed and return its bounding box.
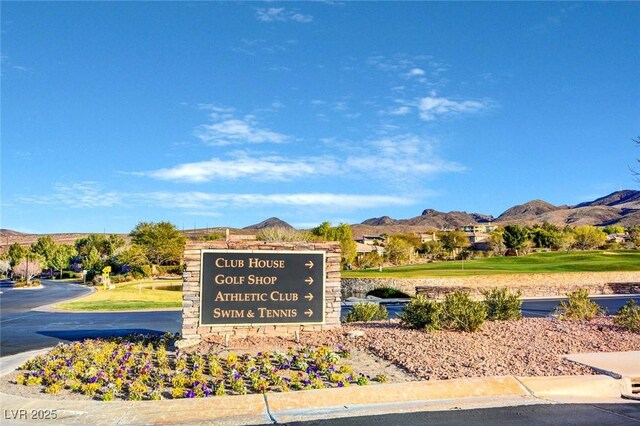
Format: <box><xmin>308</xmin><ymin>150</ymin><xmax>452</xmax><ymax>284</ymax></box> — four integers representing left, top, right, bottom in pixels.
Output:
<box><xmin>13</xmin><ymin>334</ymin><xmax>384</xmax><ymax>401</ymax></box>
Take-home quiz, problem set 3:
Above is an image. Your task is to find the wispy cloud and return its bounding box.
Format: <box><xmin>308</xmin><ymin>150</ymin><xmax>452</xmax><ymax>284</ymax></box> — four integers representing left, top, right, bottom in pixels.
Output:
<box><xmin>346</xmin><ymin>134</ymin><xmax>465</xmax><ymax>180</ymax></box>
<box><xmin>381</xmin><ymin>93</ymin><xmax>491</xmax><ymax>121</ymax></box>
<box><xmin>193</xmin><ymin>115</ymin><xmax>290</xmax><ymax>146</ymax></box>
<box><xmin>143</xmin><ymin>191</ymin><xmax>413</xmax><ymax>210</ymax></box>
<box><xmin>407</xmin><ymin>68</ymin><xmax>425</xmax><ymax>77</ymax></box>
<box><xmin>418</xmin><ymin>95</ymin><xmax>489</xmax><ymax>121</ymax></box>
<box><xmin>139</xmin><ymin>153</ymin><xmax>333</xmax><ymax>183</ymax></box>
<box><xmin>17</xmin><ymin>183</ymin><xmax>413</xmax><ymax>213</ymax></box>
<box><xmin>18</xmin><ymin>182</ymin><xmax>122</xmax><ymax>208</ymax></box>
<box><xmin>256</xmin><ymin>8</ymin><xmax>313</xmax><ymax>23</ymax></box>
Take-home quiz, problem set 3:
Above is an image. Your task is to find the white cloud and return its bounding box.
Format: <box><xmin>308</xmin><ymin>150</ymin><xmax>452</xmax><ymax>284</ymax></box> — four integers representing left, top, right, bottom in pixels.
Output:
<box><xmin>18</xmin><ymin>182</ymin><xmax>122</xmax><ymax>208</ymax></box>
<box><xmin>141</xmin><ymin>154</ymin><xmax>332</xmax><ymax>183</ymax></box>
<box><xmin>144</xmin><ymin>191</ymin><xmax>413</xmax><ymax>210</ymax></box>
<box><xmin>387</xmin><ymin>105</ymin><xmax>412</xmax><ymax>116</ymax></box>
<box><xmin>18</xmin><ymin>183</ymin><xmax>414</xmax><ymax>213</ymax></box>
<box><xmin>407</xmin><ymin>68</ymin><xmax>425</xmax><ymax>76</ymax></box>
<box><xmin>346</xmin><ymin>134</ymin><xmax>466</xmax><ymax>181</ymax></box>
<box><xmin>256</xmin><ymin>8</ymin><xmax>313</xmax><ymax>23</ymax></box>
<box><xmin>418</xmin><ymin>96</ymin><xmax>488</xmax><ymax>121</ymax></box>
<box><xmin>194</xmin><ymin>116</ymin><xmax>290</xmax><ymax>146</ymax></box>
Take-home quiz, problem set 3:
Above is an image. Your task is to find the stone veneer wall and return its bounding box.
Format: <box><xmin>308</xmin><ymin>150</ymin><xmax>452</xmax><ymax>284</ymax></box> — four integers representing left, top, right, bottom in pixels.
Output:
<box><xmin>180</xmin><ymin>241</ymin><xmax>341</xmax><ymax>347</ymax></box>
<box><xmin>342</xmin><ymin>271</ymin><xmax>640</xmax><ymax>300</ymax></box>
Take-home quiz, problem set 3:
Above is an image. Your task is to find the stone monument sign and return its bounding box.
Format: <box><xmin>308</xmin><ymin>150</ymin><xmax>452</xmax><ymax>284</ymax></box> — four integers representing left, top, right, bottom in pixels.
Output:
<box><xmin>180</xmin><ymin>241</ymin><xmax>341</xmax><ymax>347</ymax></box>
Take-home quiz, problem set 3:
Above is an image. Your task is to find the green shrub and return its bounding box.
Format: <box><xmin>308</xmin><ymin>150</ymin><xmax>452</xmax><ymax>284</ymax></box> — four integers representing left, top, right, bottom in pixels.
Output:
<box><xmin>558</xmin><ymin>288</ymin><xmax>604</xmax><ymax>320</ymax></box>
<box><xmin>441</xmin><ymin>291</ymin><xmax>487</xmax><ymax>332</ymax></box>
<box><xmin>614</xmin><ymin>300</ymin><xmax>640</xmax><ymax>332</ymax></box>
<box><xmin>397</xmin><ymin>296</ymin><xmax>443</xmax><ymax>330</ymax></box>
<box><xmin>481</xmin><ymin>287</ymin><xmax>522</xmax><ymax>321</ymax></box>
<box><xmin>343</xmin><ymin>302</ymin><xmax>388</xmax><ymax>323</ymax></box>
<box><xmin>140</xmin><ymin>265</ymin><xmax>153</xmax><ymax>278</ymax></box>
<box><xmin>366</xmin><ymin>287</ymin><xmax>411</xmax><ymax>299</ymax></box>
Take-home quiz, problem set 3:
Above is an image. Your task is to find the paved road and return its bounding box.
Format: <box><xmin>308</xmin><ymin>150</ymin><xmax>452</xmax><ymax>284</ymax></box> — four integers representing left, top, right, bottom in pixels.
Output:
<box><xmin>284</xmin><ymin>402</ymin><xmax>640</xmax><ymax>426</ymax></box>
<box><xmin>0</xmin><ymin>280</ymin><xmax>181</xmax><ymax>356</ymax></box>
<box><xmin>0</xmin><ymin>279</ymin><xmax>92</xmax><ymax>314</ymax></box>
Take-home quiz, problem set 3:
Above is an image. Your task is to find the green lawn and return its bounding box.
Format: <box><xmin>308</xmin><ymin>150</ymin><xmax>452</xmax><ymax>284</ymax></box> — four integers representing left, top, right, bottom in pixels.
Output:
<box><xmin>55</xmin><ymin>279</ymin><xmax>182</xmax><ymax>311</ymax></box>
<box><xmin>342</xmin><ymin>250</ymin><xmax>640</xmax><ymax>278</ymax></box>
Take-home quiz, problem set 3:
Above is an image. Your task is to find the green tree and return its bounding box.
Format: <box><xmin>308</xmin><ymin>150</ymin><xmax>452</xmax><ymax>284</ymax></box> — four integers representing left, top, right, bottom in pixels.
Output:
<box><xmin>334</xmin><ymin>224</ymin><xmax>357</xmax><ymax>266</ymax></box>
<box><xmin>603</xmin><ymin>225</ymin><xmax>624</xmax><ymax>235</ymax></box>
<box><xmin>310</xmin><ymin>222</ymin><xmax>356</xmax><ymax>267</ymax></box>
<box><xmin>8</xmin><ymin>243</ymin><xmax>28</xmax><ymax>267</ymax></box>
<box><xmin>106</xmin><ymin>234</ymin><xmax>126</xmax><ymax>256</ymax></box>
<box><xmin>30</xmin><ymin>236</ymin><xmax>58</xmax><ymax>270</ymax></box>
<box><xmin>130</xmin><ymin>221</ymin><xmax>186</xmax><ymax>266</ymax></box>
<box><xmin>422</xmin><ymin>240</ymin><xmax>444</xmax><ymax>258</ymax></box>
<box><xmin>502</xmin><ymin>225</ymin><xmax>529</xmax><ymax>256</ymax></box>
<box><xmin>572</xmin><ymin>225</ymin><xmax>606</xmax><ymax>250</ymax></box>
<box><xmin>311</xmin><ymin>221</ymin><xmax>332</xmax><ymax>240</ymax></box>
<box><xmin>438</xmin><ymin>230</ymin><xmax>469</xmax><ymax>257</ymax></box>
<box><xmin>488</xmin><ymin>229</ymin><xmax>505</xmax><ymax>255</ymax></box>
<box><xmin>75</xmin><ymin>234</ymin><xmax>109</xmax><ymax>258</ymax></box>
<box><xmin>629</xmin><ymin>226</ymin><xmax>640</xmax><ymax>249</ymax></box>
<box><xmin>384</xmin><ymin>236</ymin><xmax>414</xmax><ymax>265</ymax></box>
<box><xmin>50</xmin><ymin>244</ymin><xmax>77</xmax><ymax>278</ymax></box>
<box><xmin>117</xmin><ymin>244</ymin><xmax>149</xmax><ymax>270</ymax></box>
<box><xmin>83</xmin><ymin>247</ymin><xmax>103</xmax><ymax>272</ymax></box>
<box><xmin>530</xmin><ymin>227</ymin><xmax>561</xmax><ymax>249</ymax></box>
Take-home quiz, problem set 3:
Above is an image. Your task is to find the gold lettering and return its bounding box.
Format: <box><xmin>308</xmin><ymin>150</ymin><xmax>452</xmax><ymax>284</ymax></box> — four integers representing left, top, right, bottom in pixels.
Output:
<box><xmin>214</xmin><ymin>292</ymin><xmax>267</xmax><ymax>302</ymax></box>
<box><xmin>213</xmin><ymin>308</ymin><xmax>245</xmax><ymax>319</ymax></box>
<box><xmin>270</xmin><ymin>291</ymin><xmax>298</xmax><ymax>302</ymax></box>
<box><xmin>248</xmin><ymin>275</ymin><xmax>277</xmax><ymax>285</ymax></box>
<box><xmin>215</xmin><ymin>258</ymin><xmax>244</xmax><ymax>268</ymax></box>
<box><xmin>257</xmin><ymin>308</ymin><xmax>298</xmax><ymax>318</ymax></box>
<box><xmin>214</xmin><ymin>275</ymin><xmax>245</xmax><ymax>285</ymax></box>
<box><xmin>248</xmin><ymin>258</ymin><xmax>285</xmax><ymax>269</ymax></box>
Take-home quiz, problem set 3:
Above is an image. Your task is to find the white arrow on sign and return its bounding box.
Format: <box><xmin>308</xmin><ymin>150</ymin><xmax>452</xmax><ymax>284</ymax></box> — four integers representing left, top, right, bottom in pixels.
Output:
<box><xmin>304</xmin><ymin>293</ymin><xmax>313</xmax><ymax>301</ymax></box>
<box><xmin>305</xmin><ymin>309</ymin><xmax>313</xmax><ymax>317</ymax></box>
<box><xmin>305</xmin><ymin>260</ymin><xmax>314</xmax><ymax>269</ymax></box>
<box><xmin>305</xmin><ymin>277</ymin><xmax>314</xmax><ymax>285</ymax></box>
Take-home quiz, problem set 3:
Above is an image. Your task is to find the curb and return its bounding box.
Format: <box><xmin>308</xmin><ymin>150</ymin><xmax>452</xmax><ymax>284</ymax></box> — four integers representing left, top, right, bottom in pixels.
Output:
<box><xmin>0</xmin><ymin>372</ymin><xmax>628</xmax><ymax>425</ymax></box>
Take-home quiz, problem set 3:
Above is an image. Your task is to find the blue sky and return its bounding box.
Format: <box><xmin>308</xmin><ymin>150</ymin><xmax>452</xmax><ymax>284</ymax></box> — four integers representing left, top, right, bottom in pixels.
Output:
<box><xmin>2</xmin><ymin>2</ymin><xmax>639</xmax><ymax>234</ymax></box>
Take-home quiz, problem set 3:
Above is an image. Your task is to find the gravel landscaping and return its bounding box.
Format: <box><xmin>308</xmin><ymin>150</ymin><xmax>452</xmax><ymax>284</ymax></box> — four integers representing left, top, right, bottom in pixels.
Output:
<box><xmin>1</xmin><ymin>316</ymin><xmax>638</xmax><ymax>401</ymax></box>
<box><xmin>193</xmin><ymin>316</ymin><xmax>640</xmax><ymax>381</ymax></box>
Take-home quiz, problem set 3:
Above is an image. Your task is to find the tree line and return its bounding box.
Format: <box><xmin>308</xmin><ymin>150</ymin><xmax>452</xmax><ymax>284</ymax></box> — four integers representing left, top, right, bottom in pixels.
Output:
<box><xmin>0</xmin><ymin>222</ymin><xmax>186</xmax><ymax>283</ymax></box>
<box><xmin>359</xmin><ymin>223</ymin><xmax>640</xmax><ymax>267</ymax></box>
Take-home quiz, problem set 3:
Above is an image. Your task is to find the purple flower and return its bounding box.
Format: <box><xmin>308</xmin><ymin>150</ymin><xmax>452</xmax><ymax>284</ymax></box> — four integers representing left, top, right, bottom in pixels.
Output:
<box><xmin>233</xmin><ymin>372</ymin><xmax>241</xmax><ymax>380</ymax></box>
<box><xmin>185</xmin><ymin>389</ymin><xmax>196</xmax><ymax>398</ymax></box>
<box><xmin>88</xmin><ymin>376</ymin><xmax>98</xmax><ymax>383</ymax></box>
<box><xmin>337</xmin><ymin>381</ymin><xmax>344</xmax><ymax>388</ymax></box>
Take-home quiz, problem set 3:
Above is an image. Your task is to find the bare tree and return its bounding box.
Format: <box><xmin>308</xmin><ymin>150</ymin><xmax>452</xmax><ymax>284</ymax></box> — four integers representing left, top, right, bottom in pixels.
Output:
<box><xmin>13</xmin><ymin>258</ymin><xmax>42</xmax><ymax>283</ymax></box>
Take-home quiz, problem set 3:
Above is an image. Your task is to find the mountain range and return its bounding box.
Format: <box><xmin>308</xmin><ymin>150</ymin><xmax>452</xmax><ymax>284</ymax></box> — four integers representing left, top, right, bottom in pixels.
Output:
<box><xmin>352</xmin><ymin>190</ymin><xmax>640</xmax><ymax>236</ymax></box>
<box><xmin>2</xmin><ymin>190</ymin><xmax>639</xmax><ymax>244</ymax></box>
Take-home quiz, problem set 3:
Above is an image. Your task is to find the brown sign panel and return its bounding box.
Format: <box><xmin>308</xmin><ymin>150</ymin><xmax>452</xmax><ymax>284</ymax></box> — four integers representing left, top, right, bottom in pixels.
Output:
<box><xmin>200</xmin><ymin>250</ymin><xmax>325</xmax><ymax>326</ymax></box>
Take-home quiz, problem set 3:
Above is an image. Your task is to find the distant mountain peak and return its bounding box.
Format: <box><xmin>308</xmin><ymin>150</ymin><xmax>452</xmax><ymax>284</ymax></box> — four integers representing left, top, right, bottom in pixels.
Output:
<box><xmin>243</xmin><ymin>217</ymin><xmax>293</xmax><ymax>230</ymax></box>
<box><xmin>575</xmin><ymin>190</ymin><xmax>640</xmax><ymax>208</ymax></box>
<box><xmin>361</xmin><ymin>216</ymin><xmax>397</xmax><ymax>226</ymax></box>
<box><xmin>497</xmin><ymin>199</ymin><xmax>558</xmax><ymax>221</ymax></box>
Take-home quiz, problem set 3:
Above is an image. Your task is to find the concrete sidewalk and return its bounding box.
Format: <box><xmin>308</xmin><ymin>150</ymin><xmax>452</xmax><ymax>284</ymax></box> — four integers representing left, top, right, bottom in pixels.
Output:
<box><xmin>565</xmin><ymin>351</ymin><xmax>640</xmax><ymax>380</ymax></box>
<box><xmin>0</xmin><ymin>349</ymin><xmax>635</xmax><ymax>425</ymax></box>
